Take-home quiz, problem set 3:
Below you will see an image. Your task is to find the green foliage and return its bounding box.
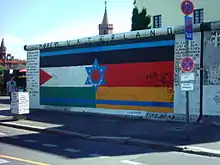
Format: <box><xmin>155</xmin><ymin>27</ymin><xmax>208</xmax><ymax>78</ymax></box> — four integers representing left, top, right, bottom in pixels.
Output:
<box><xmin>131</xmin><ymin>7</ymin><xmax>151</xmax><ymax>31</ymax></box>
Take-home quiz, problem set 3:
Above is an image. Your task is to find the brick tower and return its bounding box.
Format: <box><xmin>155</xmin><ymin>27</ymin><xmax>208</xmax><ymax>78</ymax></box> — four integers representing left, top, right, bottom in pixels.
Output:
<box><xmin>98</xmin><ymin>1</ymin><xmax>113</xmax><ymax>35</ymax></box>
<box><xmin>0</xmin><ymin>38</ymin><xmax>6</xmax><ymax>59</ymax></box>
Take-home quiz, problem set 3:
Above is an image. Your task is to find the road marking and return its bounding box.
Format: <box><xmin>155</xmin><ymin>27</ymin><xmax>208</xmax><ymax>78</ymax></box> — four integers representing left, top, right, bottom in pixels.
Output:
<box><xmin>89</xmin><ymin>153</ymin><xmax>103</xmax><ymax>157</ymax></box>
<box><xmin>100</xmin><ymin>119</ymin><xmax>118</xmax><ymax>123</ymax></box>
<box><xmin>88</xmin><ymin>153</ymin><xmax>110</xmax><ymax>158</ymax></box>
<box><xmin>24</xmin><ymin>140</ymin><xmax>37</xmax><ymax>143</ymax></box>
<box><xmin>64</xmin><ymin>148</ymin><xmax>81</xmax><ymax>153</ymax></box>
<box><xmin>120</xmin><ymin>160</ymin><xmax>143</xmax><ymax>165</ymax></box>
<box><xmin>98</xmin><ymin>156</ymin><xmax>111</xmax><ymax>158</ymax></box>
<box><xmin>9</xmin><ymin>136</ymin><xmax>19</xmax><ymax>139</ymax></box>
<box><xmin>0</xmin><ymin>158</ymin><xmax>10</xmax><ymax>164</ymax></box>
<box><xmin>0</xmin><ymin>154</ymin><xmax>50</xmax><ymax>165</ymax></box>
<box><xmin>0</xmin><ymin>132</ymin><xmax>6</xmax><ymax>137</ymax></box>
<box><xmin>42</xmin><ymin>144</ymin><xmax>57</xmax><ymax>147</ymax></box>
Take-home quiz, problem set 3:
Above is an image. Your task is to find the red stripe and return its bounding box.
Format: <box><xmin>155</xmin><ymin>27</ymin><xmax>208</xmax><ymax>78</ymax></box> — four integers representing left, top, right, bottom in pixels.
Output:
<box><xmin>40</xmin><ymin>69</ymin><xmax>52</xmax><ymax>86</ymax></box>
<box><xmin>102</xmin><ymin>62</ymin><xmax>174</xmax><ymax>87</ymax></box>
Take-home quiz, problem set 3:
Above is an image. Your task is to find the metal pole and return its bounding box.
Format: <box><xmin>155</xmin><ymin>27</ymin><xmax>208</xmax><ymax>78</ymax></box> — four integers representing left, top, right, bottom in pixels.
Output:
<box><xmin>185</xmin><ymin>39</ymin><xmax>190</xmax><ymax>140</ymax></box>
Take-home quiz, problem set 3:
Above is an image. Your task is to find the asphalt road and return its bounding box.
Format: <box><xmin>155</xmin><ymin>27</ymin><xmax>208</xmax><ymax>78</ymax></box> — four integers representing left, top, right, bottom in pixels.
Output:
<box><xmin>0</xmin><ymin>125</ymin><xmax>220</xmax><ymax>165</ymax></box>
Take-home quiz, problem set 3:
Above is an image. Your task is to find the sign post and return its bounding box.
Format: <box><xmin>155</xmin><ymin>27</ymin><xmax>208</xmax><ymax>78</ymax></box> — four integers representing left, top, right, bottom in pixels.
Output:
<box><xmin>180</xmin><ymin>0</ymin><xmax>194</xmax><ymax>140</ymax></box>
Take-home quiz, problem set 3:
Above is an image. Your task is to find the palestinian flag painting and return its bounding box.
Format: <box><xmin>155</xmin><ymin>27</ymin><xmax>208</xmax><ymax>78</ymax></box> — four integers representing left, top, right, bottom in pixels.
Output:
<box><xmin>40</xmin><ymin>35</ymin><xmax>175</xmax><ymax>113</ymax></box>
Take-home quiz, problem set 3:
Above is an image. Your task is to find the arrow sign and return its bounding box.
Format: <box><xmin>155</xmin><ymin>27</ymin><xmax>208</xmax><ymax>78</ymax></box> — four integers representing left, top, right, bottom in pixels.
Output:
<box><xmin>185</xmin><ymin>16</ymin><xmax>193</xmax><ymax>40</ymax></box>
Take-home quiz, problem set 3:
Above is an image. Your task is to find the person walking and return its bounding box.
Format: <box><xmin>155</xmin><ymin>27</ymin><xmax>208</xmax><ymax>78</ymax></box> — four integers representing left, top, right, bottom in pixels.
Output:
<box><xmin>6</xmin><ymin>76</ymin><xmax>17</xmax><ymax>103</ymax></box>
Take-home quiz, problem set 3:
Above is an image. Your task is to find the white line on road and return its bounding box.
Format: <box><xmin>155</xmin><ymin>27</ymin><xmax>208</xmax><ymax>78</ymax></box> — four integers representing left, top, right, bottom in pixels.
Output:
<box><xmin>100</xmin><ymin>119</ymin><xmax>119</xmax><ymax>123</ymax></box>
<box><xmin>88</xmin><ymin>154</ymin><xmax>110</xmax><ymax>158</ymax></box>
<box><xmin>98</xmin><ymin>156</ymin><xmax>111</xmax><ymax>158</ymax></box>
<box><xmin>89</xmin><ymin>154</ymin><xmax>103</xmax><ymax>157</ymax></box>
<box><xmin>64</xmin><ymin>148</ymin><xmax>81</xmax><ymax>153</ymax></box>
<box><xmin>0</xmin><ymin>132</ymin><xmax>6</xmax><ymax>136</ymax></box>
<box><xmin>42</xmin><ymin>144</ymin><xmax>57</xmax><ymax>147</ymax></box>
<box><xmin>0</xmin><ymin>158</ymin><xmax>10</xmax><ymax>164</ymax></box>
<box><xmin>24</xmin><ymin>140</ymin><xmax>36</xmax><ymax>143</ymax></box>
<box><xmin>9</xmin><ymin>136</ymin><xmax>19</xmax><ymax>139</ymax></box>
<box><xmin>120</xmin><ymin>160</ymin><xmax>143</xmax><ymax>165</ymax></box>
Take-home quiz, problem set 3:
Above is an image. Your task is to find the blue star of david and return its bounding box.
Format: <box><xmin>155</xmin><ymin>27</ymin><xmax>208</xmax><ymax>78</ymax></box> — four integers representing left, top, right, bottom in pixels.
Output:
<box><xmin>85</xmin><ymin>59</ymin><xmax>106</xmax><ymax>91</ymax></box>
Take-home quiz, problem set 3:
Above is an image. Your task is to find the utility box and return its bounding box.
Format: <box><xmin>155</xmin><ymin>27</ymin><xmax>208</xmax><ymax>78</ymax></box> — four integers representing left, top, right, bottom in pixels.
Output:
<box><xmin>11</xmin><ymin>92</ymin><xmax>29</xmax><ymax>115</ymax></box>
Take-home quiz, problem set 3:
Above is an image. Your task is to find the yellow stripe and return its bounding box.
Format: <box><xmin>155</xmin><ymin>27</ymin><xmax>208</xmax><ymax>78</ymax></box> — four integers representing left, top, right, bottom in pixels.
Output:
<box><xmin>96</xmin><ymin>104</ymin><xmax>173</xmax><ymax>113</ymax></box>
<box><xmin>96</xmin><ymin>87</ymin><xmax>174</xmax><ymax>102</ymax></box>
<box><xmin>0</xmin><ymin>154</ymin><xmax>50</xmax><ymax>165</ymax></box>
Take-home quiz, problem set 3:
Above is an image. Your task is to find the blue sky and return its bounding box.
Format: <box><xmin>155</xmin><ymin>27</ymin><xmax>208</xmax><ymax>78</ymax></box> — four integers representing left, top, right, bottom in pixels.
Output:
<box><xmin>0</xmin><ymin>0</ymin><xmax>133</xmax><ymax>59</ymax></box>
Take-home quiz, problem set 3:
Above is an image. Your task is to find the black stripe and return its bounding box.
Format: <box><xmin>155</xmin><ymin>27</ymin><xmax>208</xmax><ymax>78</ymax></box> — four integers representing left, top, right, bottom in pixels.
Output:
<box><xmin>40</xmin><ymin>46</ymin><xmax>174</xmax><ymax>67</ymax></box>
<box><xmin>40</xmin><ymin>35</ymin><xmax>175</xmax><ymax>52</ymax></box>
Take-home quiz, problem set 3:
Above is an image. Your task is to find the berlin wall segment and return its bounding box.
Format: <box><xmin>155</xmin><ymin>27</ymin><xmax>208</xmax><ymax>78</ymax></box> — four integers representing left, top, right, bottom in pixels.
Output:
<box><xmin>25</xmin><ymin>22</ymin><xmax>220</xmax><ymax>122</ymax></box>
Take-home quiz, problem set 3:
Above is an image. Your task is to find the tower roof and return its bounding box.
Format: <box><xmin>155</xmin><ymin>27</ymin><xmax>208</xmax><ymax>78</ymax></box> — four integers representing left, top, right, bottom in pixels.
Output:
<box><xmin>101</xmin><ymin>1</ymin><xmax>108</xmax><ymax>25</ymax></box>
<box><xmin>0</xmin><ymin>38</ymin><xmax>6</xmax><ymax>49</ymax></box>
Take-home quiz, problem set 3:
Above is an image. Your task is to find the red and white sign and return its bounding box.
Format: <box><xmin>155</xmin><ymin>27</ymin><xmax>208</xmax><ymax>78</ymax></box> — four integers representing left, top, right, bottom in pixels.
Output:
<box><xmin>179</xmin><ymin>56</ymin><xmax>195</xmax><ymax>72</ymax></box>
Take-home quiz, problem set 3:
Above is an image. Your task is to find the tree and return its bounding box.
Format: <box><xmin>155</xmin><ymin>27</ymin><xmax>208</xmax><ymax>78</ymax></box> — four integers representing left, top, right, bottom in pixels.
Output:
<box><xmin>131</xmin><ymin>4</ymin><xmax>151</xmax><ymax>31</ymax></box>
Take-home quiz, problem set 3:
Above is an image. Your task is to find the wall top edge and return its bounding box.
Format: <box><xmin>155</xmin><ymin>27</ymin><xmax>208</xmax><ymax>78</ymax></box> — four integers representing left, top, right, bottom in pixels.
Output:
<box><xmin>24</xmin><ymin>21</ymin><xmax>220</xmax><ymax>51</ymax></box>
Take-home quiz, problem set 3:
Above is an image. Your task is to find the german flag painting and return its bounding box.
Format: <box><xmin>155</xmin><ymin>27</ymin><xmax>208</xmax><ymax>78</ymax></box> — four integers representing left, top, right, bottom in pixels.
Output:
<box><xmin>39</xmin><ymin>35</ymin><xmax>175</xmax><ymax>113</ymax></box>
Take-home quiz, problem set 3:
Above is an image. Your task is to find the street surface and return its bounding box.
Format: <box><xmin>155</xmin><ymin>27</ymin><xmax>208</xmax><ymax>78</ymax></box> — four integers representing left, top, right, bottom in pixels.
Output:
<box><xmin>26</xmin><ymin>110</ymin><xmax>220</xmax><ymax>147</ymax></box>
<box><xmin>0</xmin><ymin>125</ymin><xmax>219</xmax><ymax>165</ymax></box>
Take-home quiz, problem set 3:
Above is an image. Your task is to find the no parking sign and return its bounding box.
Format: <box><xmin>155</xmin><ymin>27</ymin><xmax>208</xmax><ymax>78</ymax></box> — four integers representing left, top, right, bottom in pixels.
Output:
<box><xmin>179</xmin><ymin>56</ymin><xmax>194</xmax><ymax>72</ymax></box>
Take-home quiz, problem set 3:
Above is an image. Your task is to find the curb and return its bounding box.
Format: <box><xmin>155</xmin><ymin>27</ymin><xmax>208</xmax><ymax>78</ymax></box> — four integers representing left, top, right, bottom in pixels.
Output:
<box><xmin>0</xmin><ymin>122</ymin><xmax>91</xmax><ymax>139</ymax></box>
<box><xmin>126</xmin><ymin>138</ymin><xmax>183</xmax><ymax>151</ymax></box>
<box><xmin>1</xmin><ymin>121</ymin><xmax>220</xmax><ymax>158</ymax></box>
<box><xmin>0</xmin><ymin>116</ymin><xmax>14</xmax><ymax>122</ymax></box>
<box><xmin>181</xmin><ymin>146</ymin><xmax>220</xmax><ymax>157</ymax></box>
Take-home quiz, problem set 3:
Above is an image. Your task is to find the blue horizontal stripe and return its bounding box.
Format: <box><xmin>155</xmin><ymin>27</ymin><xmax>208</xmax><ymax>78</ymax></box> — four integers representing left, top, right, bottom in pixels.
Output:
<box><xmin>40</xmin><ymin>98</ymin><xmax>174</xmax><ymax>108</ymax></box>
<box><xmin>40</xmin><ymin>40</ymin><xmax>175</xmax><ymax>57</ymax></box>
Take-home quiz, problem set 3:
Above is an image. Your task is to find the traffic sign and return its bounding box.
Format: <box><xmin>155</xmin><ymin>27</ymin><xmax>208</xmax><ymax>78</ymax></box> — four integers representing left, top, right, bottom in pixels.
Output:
<box><xmin>179</xmin><ymin>56</ymin><xmax>194</xmax><ymax>72</ymax></box>
<box><xmin>185</xmin><ymin>16</ymin><xmax>193</xmax><ymax>40</ymax></box>
<box><xmin>181</xmin><ymin>0</ymin><xmax>194</xmax><ymax>15</ymax></box>
<box><xmin>180</xmin><ymin>72</ymin><xmax>195</xmax><ymax>82</ymax></box>
<box><xmin>181</xmin><ymin>83</ymin><xmax>194</xmax><ymax>91</ymax></box>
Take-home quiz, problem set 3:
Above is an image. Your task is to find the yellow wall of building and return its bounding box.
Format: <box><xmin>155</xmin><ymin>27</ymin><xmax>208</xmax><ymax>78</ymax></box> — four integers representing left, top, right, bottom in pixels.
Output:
<box><xmin>135</xmin><ymin>0</ymin><xmax>220</xmax><ymax>27</ymax></box>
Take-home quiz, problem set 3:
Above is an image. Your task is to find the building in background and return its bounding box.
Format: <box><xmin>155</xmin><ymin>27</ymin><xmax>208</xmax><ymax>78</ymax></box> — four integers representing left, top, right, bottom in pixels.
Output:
<box><xmin>134</xmin><ymin>0</ymin><xmax>220</xmax><ymax>28</ymax></box>
<box><xmin>0</xmin><ymin>38</ymin><xmax>26</xmax><ymax>69</ymax></box>
<box><xmin>0</xmin><ymin>38</ymin><xmax>26</xmax><ymax>94</ymax></box>
<box><xmin>98</xmin><ymin>1</ymin><xmax>113</xmax><ymax>35</ymax></box>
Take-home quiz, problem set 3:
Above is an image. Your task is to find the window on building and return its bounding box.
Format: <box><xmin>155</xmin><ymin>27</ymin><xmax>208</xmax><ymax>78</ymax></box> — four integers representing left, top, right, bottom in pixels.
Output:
<box><xmin>194</xmin><ymin>9</ymin><xmax>204</xmax><ymax>24</ymax></box>
<box><xmin>104</xmin><ymin>30</ymin><xmax>108</xmax><ymax>34</ymax></box>
<box><xmin>153</xmin><ymin>15</ymin><xmax>162</xmax><ymax>28</ymax></box>
<box><xmin>103</xmin><ymin>26</ymin><xmax>108</xmax><ymax>34</ymax></box>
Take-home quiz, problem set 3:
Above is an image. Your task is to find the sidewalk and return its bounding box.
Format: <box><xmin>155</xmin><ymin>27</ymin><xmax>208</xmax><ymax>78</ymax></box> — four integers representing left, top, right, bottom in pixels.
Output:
<box><xmin>1</xmin><ymin>109</ymin><xmax>220</xmax><ymax>157</ymax></box>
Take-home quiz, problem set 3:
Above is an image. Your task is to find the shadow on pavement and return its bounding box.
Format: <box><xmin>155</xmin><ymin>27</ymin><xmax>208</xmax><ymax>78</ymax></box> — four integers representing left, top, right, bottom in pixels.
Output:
<box><xmin>0</xmin><ymin>110</ymin><xmax>11</xmax><ymax>117</ymax></box>
<box><xmin>0</xmin><ymin>98</ymin><xmax>10</xmax><ymax>105</ymax></box>
<box><xmin>0</xmin><ymin>130</ymin><xmax>159</xmax><ymax>159</ymax></box>
<box><xmin>26</xmin><ymin>110</ymin><xmax>220</xmax><ymax>148</ymax></box>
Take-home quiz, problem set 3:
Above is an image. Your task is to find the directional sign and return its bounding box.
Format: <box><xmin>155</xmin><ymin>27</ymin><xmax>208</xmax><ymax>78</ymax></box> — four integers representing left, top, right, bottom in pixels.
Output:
<box><xmin>181</xmin><ymin>0</ymin><xmax>194</xmax><ymax>15</ymax></box>
<box><xmin>179</xmin><ymin>56</ymin><xmax>194</xmax><ymax>72</ymax></box>
<box><xmin>185</xmin><ymin>16</ymin><xmax>193</xmax><ymax>40</ymax></box>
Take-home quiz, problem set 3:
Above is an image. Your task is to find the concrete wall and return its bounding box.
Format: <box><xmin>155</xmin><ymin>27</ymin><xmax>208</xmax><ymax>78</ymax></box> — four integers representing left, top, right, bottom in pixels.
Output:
<box><xmin>25</xmin><ymin>21</ymin><xmax>220</xmax><ymax>122</ymax></box>
<box><xmin>135</xmin><ymin>0</ymin><xmax>220</xmax><ymax>27</ymax></box>
<box><xmin>203</xmin><ymin>30</ymin><xmax>220</xmax><ymax>116</ymax></box>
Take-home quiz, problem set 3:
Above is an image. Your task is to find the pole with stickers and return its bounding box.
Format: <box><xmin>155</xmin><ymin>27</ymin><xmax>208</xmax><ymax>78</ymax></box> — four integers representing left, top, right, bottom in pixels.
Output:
<box><xmin>180</xmin><ymin>0</ymin><xmax>195</xmax><ymax>140</ymax></box>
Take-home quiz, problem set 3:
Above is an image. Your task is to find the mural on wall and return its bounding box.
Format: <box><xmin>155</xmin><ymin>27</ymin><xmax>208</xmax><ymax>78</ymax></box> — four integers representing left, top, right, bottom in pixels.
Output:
<box><xmin>39</xmin><ymin>35</ymin><xmax>175</xmax><ymax>113</ymax></box>
<box><xmin>26</xmin><ymin>50</ymin><xmax>40</xmax><ymax>109</ymax></box>
<box><xmin>25</xmin><ymin>21</ymin><xmax>220</xmax><ymax>121</ymax></box>
<box><xmin>203</xmin><ymin>30</ymin><xmax>220</xmax><ymax>115</ymax></box>
<box><xmin>174</xmin><ymin>32</ymin><xmax>201</xmax><ymax>116</ymax></box>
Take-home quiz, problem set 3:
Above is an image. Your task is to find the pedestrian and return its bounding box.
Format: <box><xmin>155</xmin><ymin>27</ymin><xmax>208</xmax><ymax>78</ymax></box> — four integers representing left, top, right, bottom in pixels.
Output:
<box><xmin>6</xmin><ymin>76</ymin><xmax>17</xmax><ymax>103</ymax></box>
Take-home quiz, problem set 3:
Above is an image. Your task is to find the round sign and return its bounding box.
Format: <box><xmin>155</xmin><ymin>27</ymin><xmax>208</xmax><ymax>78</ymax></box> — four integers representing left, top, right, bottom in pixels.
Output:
<box><xmin>179</xmin><ymin>56</ymin><xmax>194</xmax><ymax>72</ymax></box>
<box><xmin>181</xmin><ymin>0</ymin><xmax>194</xmax><ymax>15</ymax></box>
